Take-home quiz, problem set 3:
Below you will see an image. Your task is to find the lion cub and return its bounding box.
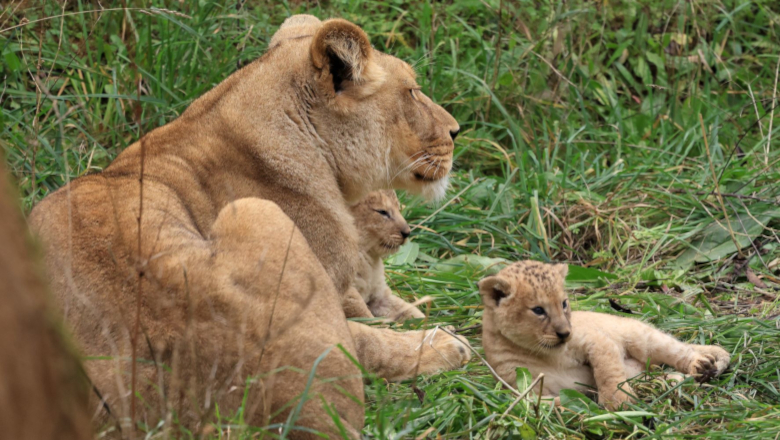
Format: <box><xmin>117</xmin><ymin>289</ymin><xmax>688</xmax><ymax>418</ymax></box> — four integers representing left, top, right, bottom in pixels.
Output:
<box><xmin>480</xmin><ymin>261</ymin><xmax>730</xmax><ymax>410</ymax></box>
<box><xmin>342</xmin><ymin>190</ymin><xmax>426</xmax><ymax>321</ymax></box>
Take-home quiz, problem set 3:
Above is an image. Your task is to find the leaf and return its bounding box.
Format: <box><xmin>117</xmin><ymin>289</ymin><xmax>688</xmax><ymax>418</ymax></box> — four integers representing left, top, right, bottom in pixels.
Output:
<box><xmin>497</xmin><ymin>71</ymin><xmax>514</xmax><ymax>88</ymax></box>
<box><xmin>515</xmin><ymin>367</ymin><xmax>533</xmax><ymax>392</ymax></box>
<box><xmin>3</xmin><ymin>50</ymin><xmax>20</xmax><ymax>72</ymax></box>
<box><xmin>386</xmin><ymin>241</ymin><xmax>419</xmax><ymax>266</ymax></box>
<box><xmin>558</xmin><ymin>389</ymin><xmax>599</xmax><ymax>413</ymax></box>
<box><xmin>583</xmin><ymin>411</ymin><xmax>657</xmax><ymax>422</ymax></box>
<box><xmin>514</xmin><ymin>422</ymin><xmax>537</xmax><ymax>440</ymax></box>
<box><xmin>645</xmin><ymin>51</ymin><xmax>665</xmax><ymax>70</ymax></box>
<box><xmin>430</xmin><ymin>255</ymin><xmax>510</xmax><ymax>276</ymax></box>
<box><xmin>565</xmin><ymin>264</ymin><xmax>618</xmax><ymax>288</ymax></box>
<box><xmin>675</xmin><ymin>208</ymin><xmax>780</xmax><ymax>268</ymax></box>
<box><xmin>636</xmin><ymin>56</ymin><xmax>652</xmax><ymax>85</ymax></box>
<box><xmin>468</xmin><ymin>178</ymin><xmax>497</xmax><ymax>207</ymax></box>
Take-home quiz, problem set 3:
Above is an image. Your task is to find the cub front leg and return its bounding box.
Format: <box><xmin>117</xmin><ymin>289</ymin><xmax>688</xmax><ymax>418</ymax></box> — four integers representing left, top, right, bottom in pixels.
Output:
<box><xmin>347</xmin><ymin>321</ymin><xmax>470</xmax><ymax>381</ymax></box>
<box><xmin>624</xmin><ymin>322</ymin><xmax>731</xmax><ymax>383</ymax></box>
<box><xmin>588</xmin><ymin>340</ymin><xmax>634</xmax><ymax>410</ymax></box>
<box><xmin>368</xmin><ymin>286</ymin><xmax>425</xmax><ymax>321</ymax></box>
<box><xmin>343</xmin><ymin>286</ymin><xmax>374</xmax><ymax>319</ymax></box>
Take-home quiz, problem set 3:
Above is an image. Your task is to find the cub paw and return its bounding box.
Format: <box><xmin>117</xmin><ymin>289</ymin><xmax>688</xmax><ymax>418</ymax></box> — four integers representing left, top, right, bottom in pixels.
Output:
<box><xmin>688</xmin><ymin>346</ymin><xmax>730</xmax><ymax>383</ymax></box>
<box><xmin>415</xmin><ymin>327</ymin><xmax>472</xmax><ymax>374</ymax></box>
<box><xmin>663</xmin><ymin>371</ymin><xmax>687</xmax><ymax>385</ymax></box>
<box><xmin>600</xmin><ymin>385</ymin><xmax>634</xmax><ymax>411</ymax></box>
<box><xmin>394</xmin><ymin>305</ymin><xmax>426</xmax><ymax>322</ymax></box>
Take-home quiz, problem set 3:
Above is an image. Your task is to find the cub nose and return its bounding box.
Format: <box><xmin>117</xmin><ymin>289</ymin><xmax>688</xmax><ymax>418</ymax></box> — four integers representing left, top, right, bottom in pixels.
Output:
<box><xmin>556</xmin><ymin>331</ymin><xmax>570</xmax><ymax>341</ymax></box>
<box><xmin>449</xmin><ymin>128</ymin><xmax>460</xmax><ymax>141</ymax></box>
<box><xmin>400</xmin><ymin>226</ymin><xmax>411</xmax><ymax>239</ymax></box>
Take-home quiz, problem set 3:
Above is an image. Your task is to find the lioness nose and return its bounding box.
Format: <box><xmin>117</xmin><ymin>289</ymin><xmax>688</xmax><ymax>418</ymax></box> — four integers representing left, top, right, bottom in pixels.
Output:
<box><xmin>449</xmin><ymin>128</ymin><xmax>460</xmax><ymax>141</ymax></box>
<box><xmin>556</xmin><ymin>331</ymin><xmax>570</xmax><ymax>341</ymax></box>
<box><xmin>400</xmin><ymin>226</ymin><xmax>411</xmax><ymax>239</ymax></box>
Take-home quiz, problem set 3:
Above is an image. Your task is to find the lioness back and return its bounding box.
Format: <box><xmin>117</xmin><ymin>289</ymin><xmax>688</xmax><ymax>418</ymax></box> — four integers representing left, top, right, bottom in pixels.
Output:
<box><xmin>480</xmin><ymin>261</ymin><xmax>730</xmax><ymax>410</ymax></box>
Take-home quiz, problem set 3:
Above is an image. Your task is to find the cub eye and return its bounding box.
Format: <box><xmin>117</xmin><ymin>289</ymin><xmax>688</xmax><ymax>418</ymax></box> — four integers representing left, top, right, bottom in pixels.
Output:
<box><xmin>531</xmin><ymin>307</ymin><xmax>545</xmax><ymax>316</ymax></box>
<box><xmin>562</xmin><ymin>300</ymin><xmax>568</xmax><ymax>309</ymax></box>
<box><xmin>409</xmin><ymin>88</ymin><xmax>420</xmax><ymax>100</ymax></box>
<box><xmin>375</xmin><ymin>209</ymin><xmax>391</xmax><ymax>219</ymax></box>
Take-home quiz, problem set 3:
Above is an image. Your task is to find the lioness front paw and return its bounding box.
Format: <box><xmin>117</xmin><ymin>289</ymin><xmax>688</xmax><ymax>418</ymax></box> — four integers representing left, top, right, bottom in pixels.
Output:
<box><xmin>688</xmin><ymin>346</ymin><xmax>730</xmax><ymax>383</ymax></box>
<box><xmin>415</xmin><ymin>327</ymin><xmax>471</xmax><ymax>374</ymax></box>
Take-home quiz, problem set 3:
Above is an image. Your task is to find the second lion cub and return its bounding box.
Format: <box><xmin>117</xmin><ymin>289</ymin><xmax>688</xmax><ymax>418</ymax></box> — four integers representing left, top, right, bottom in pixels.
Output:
<box><xmin>480</xmin><ymin>260</ymin><xmax>730</xmax><ymax>410</ymax></box>
<box><xmin>342</xmin><ymin>190</ymin><xmax>426</xmax><ymax>321</ymax></box>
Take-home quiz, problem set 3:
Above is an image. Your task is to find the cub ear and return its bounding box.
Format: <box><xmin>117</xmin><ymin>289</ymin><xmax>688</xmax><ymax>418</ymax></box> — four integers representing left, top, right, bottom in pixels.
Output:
<box><xmin>556</xmin><ymin>264</ymin><xmax>569</xmax><ymax>279</ymax></box>
<box><xmin>478</xmin><ymin>276</ymin><xmax>512</xmax><ymax>308</ymax></box>
<box><xmin>310</xmin><ymin>19</ymin><xmax>384</xmax><ymax>96</ymax></box>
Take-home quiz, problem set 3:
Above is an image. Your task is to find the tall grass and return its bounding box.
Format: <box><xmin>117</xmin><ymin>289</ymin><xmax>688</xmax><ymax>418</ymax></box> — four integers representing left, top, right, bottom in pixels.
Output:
<box><xmin>2</xmin><ymin>0</ymin><xmax>779</xmax><ymax>438</ymax></box>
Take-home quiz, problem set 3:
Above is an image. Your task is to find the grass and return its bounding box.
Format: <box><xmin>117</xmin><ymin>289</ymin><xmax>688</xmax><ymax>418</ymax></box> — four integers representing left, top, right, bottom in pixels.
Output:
<box><xmin>2</xmin><ymin>0</ymin><xmax>780</xmax><ymax>438</ymax></box>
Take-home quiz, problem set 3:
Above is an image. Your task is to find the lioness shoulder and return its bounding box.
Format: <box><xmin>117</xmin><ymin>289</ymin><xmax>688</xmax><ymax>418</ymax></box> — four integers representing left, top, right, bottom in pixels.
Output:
<box><xmin>479</xmin><ymin>260</ymin><xmax>730</xmax><ymax>410</ymax></box>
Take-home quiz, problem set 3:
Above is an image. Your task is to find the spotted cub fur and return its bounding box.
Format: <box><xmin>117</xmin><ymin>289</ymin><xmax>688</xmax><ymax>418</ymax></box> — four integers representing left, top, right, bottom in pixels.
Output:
<box><xmin>342</xmin><ymin>190</ymin><xmax>425</xmax><ymax>321</ymax></box>
<box><xmin>480</xmin><ymin>260</ymin><xmax>731</xmax><ymax>410</ymax></box>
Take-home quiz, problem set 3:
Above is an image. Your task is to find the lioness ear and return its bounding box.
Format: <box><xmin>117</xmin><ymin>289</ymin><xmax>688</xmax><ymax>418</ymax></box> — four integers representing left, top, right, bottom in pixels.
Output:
<box><xmin>310</xmin><ymin>19</ymin><xmax>384</xmax><ymax>96</ymax></box>
<box><xmin>556</xmin><ymin>264</ymin><xmax>569</xmax><ymax>279</ymax></box>
<box><xmin>269</xmin><ymin>14</ymin><xmax>322</xmax><ymax>48</ymax></box>
<box><xmin>478</xmin><ymin>276</ymin><xmax>512</xmax><ymax>308</ymax></box>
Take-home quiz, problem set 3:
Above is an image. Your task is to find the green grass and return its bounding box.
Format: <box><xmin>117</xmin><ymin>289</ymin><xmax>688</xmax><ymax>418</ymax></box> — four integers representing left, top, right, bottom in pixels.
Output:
<box><xmin>2</xmin><ymin>0</ymin><xmax>780</xmax><ymax>438</ymax></box>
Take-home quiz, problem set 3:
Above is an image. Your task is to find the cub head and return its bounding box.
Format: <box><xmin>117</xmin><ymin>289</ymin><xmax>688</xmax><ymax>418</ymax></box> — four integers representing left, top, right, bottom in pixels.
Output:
<box><xmin>350</xmin><ymin>190</ymin><xmax>411</xmax><ymax>258</ymax></box>
<box><xmin>269</xmin><ymin>15</ymin><xmax>460</xmax><ymax>203</ymax></box>
<box><xmin>479</xmin><ymin>261</ymin><xmax>571</xmax><ymax>352</ymax></box>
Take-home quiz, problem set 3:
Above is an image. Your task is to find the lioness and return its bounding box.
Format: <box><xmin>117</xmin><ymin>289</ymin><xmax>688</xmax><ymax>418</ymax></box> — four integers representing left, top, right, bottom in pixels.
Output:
<box><xmin>342</xmin><ymin>190</ymin><xmax>425</xmax><ymax>321</ymax></box>
<box><xmin>29</xmin><ymin>15</ymin><xmax>468</xmax><ymax>438</ymax></box>
<box><xmin>479</xmin><ymin>261</ymin><xmax>730</xmax><ymax>410</ymax></box>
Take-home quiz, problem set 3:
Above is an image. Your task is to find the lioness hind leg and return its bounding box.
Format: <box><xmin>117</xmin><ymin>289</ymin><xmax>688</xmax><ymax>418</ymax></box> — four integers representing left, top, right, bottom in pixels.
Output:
<box><xmin>96</xmin><ymin>197</ymin><xmax>365</xmax><ymax>438</ymax></box>
<box><xmin>347</xmin><ymin>321</ymin><xmax>470</xmax><ymax>382</ymax></box>
<box><xmin>206</xmin><ymin>198</ymin><xmax>365</xmax><ymax>437</ymax></box>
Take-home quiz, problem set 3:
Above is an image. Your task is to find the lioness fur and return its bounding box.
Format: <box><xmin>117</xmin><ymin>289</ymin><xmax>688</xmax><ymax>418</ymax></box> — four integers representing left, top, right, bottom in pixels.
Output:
<box><xmin>29</xmin><ymin>15</ymin><xmax>468</xmax><ymax>438</ymax></box>
<box><xmin>342</xmin><ymin>190</ymin><xmax>425</xmax><ymax>321</ymax></box>
<box><xmin>0</xmin><ymin>159</ymin><xmax>91</xmax><ymax>440</ymax></box>
<box><xmin>480</xmin><ymin>261</ymin><xmax>730</xmax><ymax>410</ymax></box>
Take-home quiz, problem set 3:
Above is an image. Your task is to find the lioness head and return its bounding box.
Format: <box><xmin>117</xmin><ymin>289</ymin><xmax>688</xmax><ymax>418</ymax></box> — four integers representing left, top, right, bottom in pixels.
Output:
<box><xmin>350</xmin><ymin>190</ymin><xmax>411</xmax><ymax>258</ymax></box>
<box><xmin>479</xmin><ymin>261</ymin><xmax>571</xmax><ymax>351</ymax></box>
<box><xmin>266</xmin><ymin>15</ymin><xmax>460</xmax><ymax>202</ymax></box>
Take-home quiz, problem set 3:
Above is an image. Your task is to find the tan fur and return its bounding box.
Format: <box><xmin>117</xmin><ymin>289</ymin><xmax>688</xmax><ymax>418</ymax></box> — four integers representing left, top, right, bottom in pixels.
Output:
<box><xmin>28</xmin><ymin>15</ymin><xmax>467</xmax><ymax>438</ymax></box>
<box><xmin>343</xmin><ymin>190</ymin><xmax>425</xmax><ymax>321</ymax></box>
<box><xmin>480</xmin><ymin>261</ymin><xmax>730</xmax><ymax>410</ymax></box>
<box><xmin>0</xmin><ymin>159</ymin><xmax>92</xmax><ymax>440</ymax></box>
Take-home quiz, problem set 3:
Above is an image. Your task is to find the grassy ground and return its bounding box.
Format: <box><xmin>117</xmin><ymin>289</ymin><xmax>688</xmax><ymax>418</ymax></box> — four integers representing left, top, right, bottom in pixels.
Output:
<box><xmin>2</xmin><ymin>0</ymin><xmax>780</xmax><ymax>438</ymax></box>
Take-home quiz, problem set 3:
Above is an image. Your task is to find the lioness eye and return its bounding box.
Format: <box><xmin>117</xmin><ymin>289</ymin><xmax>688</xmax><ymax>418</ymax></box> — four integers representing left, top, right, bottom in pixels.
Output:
<box><xmin>375</xmin><ymin>209</ymin><xmax>391</xmax><ymax>219</ymax></box>
<box><xmin>532</xmin><ymin>307</ymin><xmax>545</xmax><ymax>316</ymax></box>
<box><xmin>562</xmin><ymin>300</ymin><xmax>568</xmax><ymax>309</ymax></box>
<box><xmin>409</xmin><ymin>89</ymin><xmax>416</xmax><ymax>99</ymax></box>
